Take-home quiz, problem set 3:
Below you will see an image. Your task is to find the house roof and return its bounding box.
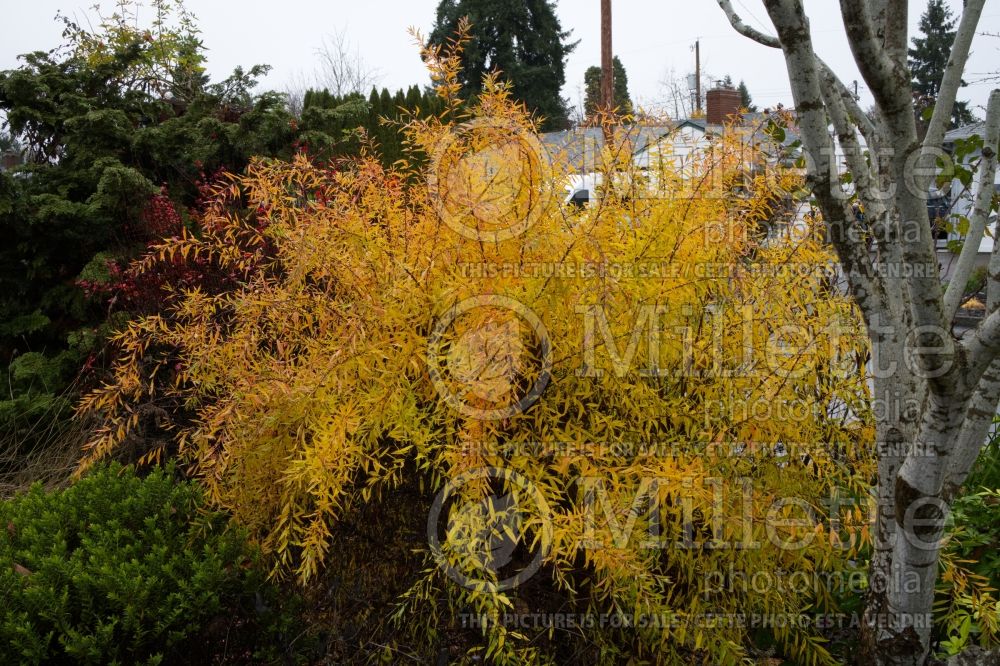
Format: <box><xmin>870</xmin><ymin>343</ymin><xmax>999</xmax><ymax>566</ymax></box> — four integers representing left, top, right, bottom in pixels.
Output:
<box><xmin>945</xmin><ymin>121</ymin><xmax>988</xmax><ymax>143</ymax></box>
<box><xmin>540</xmin><ymin>122</ymin><xmax>709</xmax><ymax>172</ymax></box>
<box><xmin>540</xmin><ymin>112</ymin><xmax>801</xmax><ymax>173</ymax></box>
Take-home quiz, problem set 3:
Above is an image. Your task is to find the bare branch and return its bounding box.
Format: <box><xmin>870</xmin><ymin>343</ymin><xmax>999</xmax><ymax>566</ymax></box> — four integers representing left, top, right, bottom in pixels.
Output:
<box><xmin>839</xmin><ymin>0</ymin><xmax>909</xmax><ymax>122</ymax></box>
<box><xmin>282</xmin><ymin>69</ymin><xmax>315</xmax><ymax>117</ymax></box>
<box><xmin>716</xmin><ymin>0</ymin><xmax>780</xmax><ymax>48</ymax></box>
<box><xmin>842</xmin><ymin>1</ymin><xmax>949</xmax><ymax>367</ymax></box>
<box><xmin>945</xmin><ymin>357</ymin><xmax>1000</xmax><ymax>499</ymax></box>
<box><xmin>819</xmin><ymin>68</ymin><xmax>913</xmax><ymax>321</ymax></box>
<box><xmin>923</xmin><ymin>0</ymin><xmax>987</xmax><ymax>157</ymax></box>
<box><xmin>869</xmin><ymin>0</ymin><xmax>909</xmax><ymax>65</ymax></box>
<box><xmin>822</xmin><ymin>72</ymin><xmax>911</xmax><ymax>319</ymax></box>
<box><xmin>314</xmin><ymin>27</ymin><xmax>381</xmax><ymax>97</ymax></box>
<box><xmin>944</xmin><ymin>89</ymin><xmax>1000</xmax><ymax>322</ymax></box>
<box><xmin>957</xmin><ymin>92</ymin><xmax>1000</xmax><ymax>494</ymax></box>
<box><xmin>990</xmin><ymin>215</ymin><xmax>1000</xmax><ymax>315</ymax></box>
<box><xmin>818</xmin><ymin>60</ymin><xmax>877</xmax><ymax>142</ymax></box>
<box><xmin>762</xmin><ymin>0</ymin><xmax>885</xmax><ymax>323</ymax></box>
<box><xmin>964</xmin><ymin>303</ymin><xmax>1000</xmax><ymax>376</ymax></box>
<box><xmin>822</xmin><ymin>70</ymin><xmax>877</xmax><ymax>208</ymax></box>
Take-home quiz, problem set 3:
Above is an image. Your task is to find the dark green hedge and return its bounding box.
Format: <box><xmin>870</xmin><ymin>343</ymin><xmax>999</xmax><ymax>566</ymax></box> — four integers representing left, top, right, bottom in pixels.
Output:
<box><xmin>0</xmin><ymin>464</ymin><xmax>292</xmax><ymax>664</ymax></box>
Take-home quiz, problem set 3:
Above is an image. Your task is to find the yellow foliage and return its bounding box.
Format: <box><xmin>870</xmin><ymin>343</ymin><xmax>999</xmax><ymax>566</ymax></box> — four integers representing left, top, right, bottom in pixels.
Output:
<box><xmin>78</xmin><ymin>29</ymin><xmax>875</xmax><ymax>665</ymax></box>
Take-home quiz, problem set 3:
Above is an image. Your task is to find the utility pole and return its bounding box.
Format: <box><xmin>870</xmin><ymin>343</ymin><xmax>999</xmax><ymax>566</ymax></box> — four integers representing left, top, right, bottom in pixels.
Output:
<box><xmin>694</xmin><ymin>40</ymin><xmax>702</xmax><ymax>116</ymax></box>
<box><xmin>600</xmin><ymin>0</ymin><xmax>613</xmax><ymax>113</ymax></box>
<box><xmin>600</xmin><ymin>0</ymin><xmax>614</xmax><ymax>145</ymax></box>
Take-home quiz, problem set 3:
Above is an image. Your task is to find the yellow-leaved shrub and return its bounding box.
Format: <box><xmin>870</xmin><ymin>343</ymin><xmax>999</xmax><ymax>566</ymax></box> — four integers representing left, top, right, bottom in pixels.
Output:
<box><xmin>78</xmin><ymin>29</ymin><xmax>875</xmax><ymax>665</ymax></box>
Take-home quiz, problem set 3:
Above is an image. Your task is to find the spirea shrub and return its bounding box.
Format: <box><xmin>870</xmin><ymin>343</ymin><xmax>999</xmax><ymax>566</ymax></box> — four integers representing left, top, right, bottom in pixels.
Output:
<box><xmin>78</xmin><ymin>26</ymin><xmax>876</xmax><ymax>666</ymax></box>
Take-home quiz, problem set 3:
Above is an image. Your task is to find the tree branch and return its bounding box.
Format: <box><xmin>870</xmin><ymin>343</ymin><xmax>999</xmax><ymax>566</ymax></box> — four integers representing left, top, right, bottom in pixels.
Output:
<box><xmin>843</xmin><ymin>1</ymin><xmax>950</xmax><ymax>384</ymax></box>
<box><xmin>822</xmin><ymin>69</ymin><xmax>906</xmax><ymax>319</ymax></box>
<box><xmin>950</xmin><ymin>89</ymin><xmax>1000</xmax><ymax>499</ymax></box>
<box><xmin>818</xmin><ymin>60</ymin><xmax>878</xmax><ymax>142</ymax></box>
<box><xmin>822</xmin><ymin>68</ymin><xmax>879</xmax><ymax>217</ymax></box>
<box><xmin>944</xmin><ymin>90</ymin><xmax>1000</xmax><ymax>323</ymax></box>
<box><xmin>869</xmin><ymin>0</ymin><xmax>909</xmax><ymax>65</ymax></box>
<box><xmin>716</xmin><ymin>0</ymin><xmax>781</xmax><ymax>48</ymax></box>
<box><xmin>762</xmin><ymin>0</ymin><xmax>885</xmax><ymax>324</ymax></box>
<box><xmin>945</xmin><ymin>356</ymin><xmax>1000</xmax><ymax>499</ymax></box>
<box><xmin>922</xmin><ymin>0</ymin><xmax>987</xmax><ymax>159</ymax></box>
<box><xmin>839</xmin><ymin>0</ymin><xmax>910</xmax><ymax>122</ymax></box>
<box><xmin>963</xmin><ymin>306</ymin><xmax>1000</xmax><ymax>377</ymax></box>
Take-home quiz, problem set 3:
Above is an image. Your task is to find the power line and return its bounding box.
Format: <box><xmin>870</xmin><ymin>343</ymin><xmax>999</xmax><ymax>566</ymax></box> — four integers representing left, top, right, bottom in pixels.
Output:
<box><xmin>615</xmin><ymin>27</ymin><xmax>842</xmax><ymax>56</ymax></box>
<box><xmin>735</xmin><ymin>0</ymin><xmax>771</xmax><ymax>34</ymax></box>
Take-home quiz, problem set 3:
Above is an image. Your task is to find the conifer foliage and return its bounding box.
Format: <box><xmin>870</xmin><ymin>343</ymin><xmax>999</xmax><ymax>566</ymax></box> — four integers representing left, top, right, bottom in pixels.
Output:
<box><xmin>909</xmin><ymin>0</ymin><xmax>976</xmax><ymax>127</ymax></box>
<box><xmin>428</xmin><ymin>0</ymin><xmax>577</xmax><ymax>130</ymax></box>
<box><xmin>584</xmin><ymin>56</ymin><xmax>634</xmax><ymax>119</ymax></box>
<box><xmin>302</xmin><ymin>85</ymin><xmax>447</xmax><ymax>166</ymax></box>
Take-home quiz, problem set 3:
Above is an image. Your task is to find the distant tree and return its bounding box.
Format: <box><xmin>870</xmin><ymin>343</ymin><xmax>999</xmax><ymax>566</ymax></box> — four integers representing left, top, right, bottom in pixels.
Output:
<box><xmin>909</xmin><ymin>0</ymin><xmax>976</xmax><ymax>127</ymax></box>
<box><xmin>738</xmin><ymin>79</ymin><xmax>757</xmax><ymax>112</ymax></box>
<box><xmin>302</xmin><ymin>85</ymin><xmax>445</xmax><ymax>166</ymax></box>
<box><xmin>428</xmin><ymin>0</ymin><xmax>577</xmax><ymax>130</ymax></box>
<box><xmin>0</xmin><ymin>132</ymin><xmax>19</xmax><ymax>155</ymax></box>
<box><xmin>657</xmin><ymin>67</ymin><xmax>702</xmax><ymax>119</ymax></box>
<box><xmin>584</xmin><ymin>55</ymin><xmax>633</xmax><ymax>118</ymax></box>
<box><xmin>315</xmin><ymin>28</ymin><xmax>381</xmax><ymax>97</ymax></box>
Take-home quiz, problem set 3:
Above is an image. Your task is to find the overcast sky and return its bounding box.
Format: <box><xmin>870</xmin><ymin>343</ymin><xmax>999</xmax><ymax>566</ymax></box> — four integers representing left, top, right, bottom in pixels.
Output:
<box><xmin>2</xmin><ymin>1</ymin><xmax>998</xmax><ymax>119</ymax></box>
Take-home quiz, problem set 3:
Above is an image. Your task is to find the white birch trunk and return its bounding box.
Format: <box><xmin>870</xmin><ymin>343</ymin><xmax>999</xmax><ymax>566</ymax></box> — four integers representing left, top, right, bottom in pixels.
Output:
<box><xmin>717</xmin><ymin>0</ymin><xmax>999</xmax><ymax>663</ymax></box>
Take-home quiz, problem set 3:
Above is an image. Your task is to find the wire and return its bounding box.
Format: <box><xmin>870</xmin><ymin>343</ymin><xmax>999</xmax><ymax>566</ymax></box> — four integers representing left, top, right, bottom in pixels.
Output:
<box><xmin>735</xmin><ymin>0</ymin><xmax>771</xmax><ymax>33</ymax></box>
<box><xmin>615</xmin><ymin>27</ymin><xmax>842</xmax><ymax>56</ymax></box>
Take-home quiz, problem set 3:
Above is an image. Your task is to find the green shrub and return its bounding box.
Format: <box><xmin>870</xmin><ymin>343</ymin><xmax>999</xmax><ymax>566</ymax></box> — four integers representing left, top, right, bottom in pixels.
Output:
<box><xmin>0</xmin><ymin>464</ymin><xmax>292</xmax><ymax>664</ymax></box>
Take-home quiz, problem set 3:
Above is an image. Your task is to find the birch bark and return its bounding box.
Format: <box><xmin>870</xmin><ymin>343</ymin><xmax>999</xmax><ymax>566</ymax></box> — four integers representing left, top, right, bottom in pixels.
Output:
<box><xmin>717</xmin><ymin>1</ymin><xmax>997</xmax><ymax>663</ymax></box>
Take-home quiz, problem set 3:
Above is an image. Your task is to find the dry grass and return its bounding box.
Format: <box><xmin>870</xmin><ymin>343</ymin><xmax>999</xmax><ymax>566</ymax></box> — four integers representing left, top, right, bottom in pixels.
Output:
<box><xmin>0</xmin><ymin>384</ymin><xmax>86</xmax><ymax>499</ymax></box>
<box><xmin>0</xmin><ymin>429</ymin><xmax>83</xmax><ymax>499</ymax></box>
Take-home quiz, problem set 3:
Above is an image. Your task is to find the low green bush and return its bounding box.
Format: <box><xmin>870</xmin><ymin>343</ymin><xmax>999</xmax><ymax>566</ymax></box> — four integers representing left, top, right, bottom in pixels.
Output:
<box><xmin>0</xmin><ymin>464</ymin><xmax>296</xmax><ymax>664</ymax></box>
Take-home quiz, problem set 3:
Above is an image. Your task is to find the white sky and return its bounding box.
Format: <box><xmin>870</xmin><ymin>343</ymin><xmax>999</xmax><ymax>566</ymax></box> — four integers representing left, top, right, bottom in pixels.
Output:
<box><xmin>1</xmin><ymin>1</ymin><xmax>998</xmax><ymax>118</ymax></box>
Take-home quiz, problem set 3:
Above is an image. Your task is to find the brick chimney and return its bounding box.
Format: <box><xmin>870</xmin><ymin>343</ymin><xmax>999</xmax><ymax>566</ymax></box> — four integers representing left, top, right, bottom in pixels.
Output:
<box><xmin>706</xmin><ymin>85</ymin><xmax>742</xmax><ymax>125</ymax></box>
<box><xmin>0</xmin><ymin>153</ymin><xmax>20</xmax><ymax>171</ymax></box>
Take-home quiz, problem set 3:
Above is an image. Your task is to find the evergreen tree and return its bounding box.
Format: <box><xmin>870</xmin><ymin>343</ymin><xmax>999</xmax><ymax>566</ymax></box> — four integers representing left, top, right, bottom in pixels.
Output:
<box><xmin>304</xmin><ymin>85</ymin><xmax>444</xmax><ymax>166</ymax></box>
<box><xmin>583</xmin><ymin>55</ymin><xmax>633</xmax><ymax>119</ymax></box>
<box><xmin>0</xmin><ymin>132</ymin><xmax>21</xmax><ymax>155</ymax></box>
<box><xmin>0</xmin><ymin>2</ymin><xmax>312</xmax><ymax>448</ymax></box>
<box><xmin>738</xmin><ymin>80</ymin><xmax>757</xmax><ymax>112</ymax></box>
<box><xmin>428</xmin><ymin>0</ymin><xmax>577</xmax><ymax>130</ymax></box>
<box><xmin>908</xmin><ymin>0</ymin><xmax>976</xmax><ymax>127</ymax></box>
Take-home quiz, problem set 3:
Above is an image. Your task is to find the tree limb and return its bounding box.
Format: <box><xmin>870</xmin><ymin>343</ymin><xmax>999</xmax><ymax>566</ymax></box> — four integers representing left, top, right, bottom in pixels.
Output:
<box><xmin>822</xmin><ymin>69</ymin><xmax>906</xmax><ymax>320</ymax></box>
<box><xmin>922</xmin><ymin>0</ymin><xmax>987</xmax><ymax>161</ymax></box>
<box><xmin>822</xmin><ymin>68</ymin><xmax>880</xmax><ymax>220</ymax></box>
<box><xmin>762</xmin><ymin>0</ymin><xmax>885</xmax><ymax>324</ymax></box>
<box><xmin>869</xmin><ymin>0</ymin><xmax>909</xmax><ymax>66</ymax></box>
<box><xmin>839</xmin><ymin>0</ymin><xmax>910</xmax><ymax>123</ymax></box>
<box><xmin>716</xmin><ymin>0</ymin><xmax>781</xmax><ymax>48</ymax></box>
<box><xmin>819</xmin><ymin>61</ymin><xmax>878</xmax><ymax>142</ymax></box>
<box><xmin>943</xmin><ymin>90</ymin><xmax>1000</xmax><ymax>323</ymax></box>
<box><xmin>945</xmin><ymin>357</ymin><xmax>1000</xmax><ymax>499</ymax></box>
<box><xmin>963</xmin><ymin>306</ymin><xmax>1000</xmax><ymax>376</ymax></box>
